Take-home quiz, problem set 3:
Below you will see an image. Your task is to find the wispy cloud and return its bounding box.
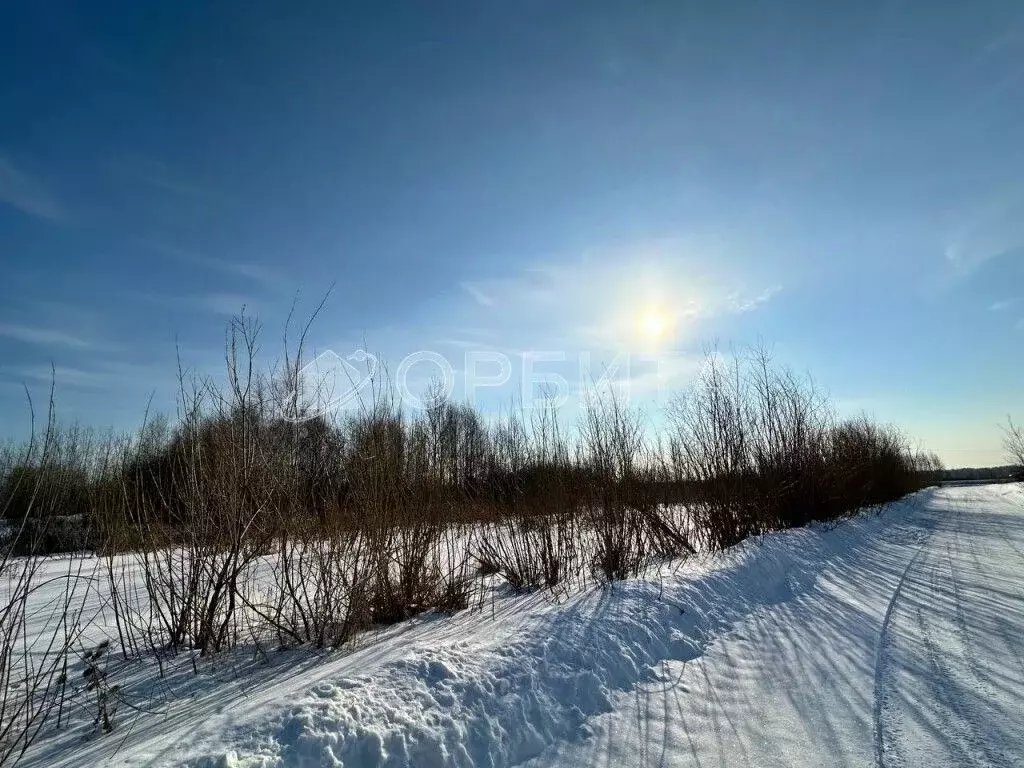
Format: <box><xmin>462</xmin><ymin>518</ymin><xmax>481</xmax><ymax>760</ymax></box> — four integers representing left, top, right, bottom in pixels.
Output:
<box><xmin>990</xmin><ymin>298</ymin><xmax>1019</xmax><ymax>312</ymax></box>
<box><xmin>601</xmin><ymin>353</ymin><xmax>705</xmax><ymax>401</ymax></box>
<box><xmin>460</xmin><ymin>281</ymin><xmax>495</xmax><ymax>307</ymax></box>
<box><xmin>943</xmin><ymin>194</ymin><xmax>1024</xmax><ymax>281</ymax></box>
<box><xmin>109</xmin><ymin>155</ymin><xmax>225</xmax><ymax>202</ymax></box>
<box><xmin>138</xmin><ymin>240</ymin><xmax>280</xmax><ymax>286</ymax></box>
<box><xmin>1</xmin><ymin>360</ymin><xmax>165</xmax><ymax>391</ymax></box>
<box><xmin>125</xmin><ymin>290</ymin><xmax>258</xmax><ymax>319</ymax></box>
<box><xmin>726</xmin><ymin>285</ymin><xmax>783</xmax><ymax>314</ymax></box>
<box><xmin>204</xmin><ymin>258</ymin><xmax>280</xmax><ymax>285</ymax></box>
<box><xmin>121</xmin><ymin>288</ymin><xmax>257</xmax><ymax>319</ymax></box>
<box><xmin>0</xmin><ymin>155</ymin><xmax>65</xmax><ymax>221</ymax></box>
<box><xmin>197</xmin><ymin>293</ymin><xmax>257</xmax><ymax>316</ymax></box>
<box><xmin>0</xmin><ymin>323</ymin><xmax>106</xmax><ymax>350</ymax></box>
<box><xmin>3</xmin><ymin>364</ymin><xmax>114</xmax><ymax>389</ymax></box>
<box><xmin>449</xmin><ymin>249</ymin><xmax>783</xmax><ymax>353</ymax></box>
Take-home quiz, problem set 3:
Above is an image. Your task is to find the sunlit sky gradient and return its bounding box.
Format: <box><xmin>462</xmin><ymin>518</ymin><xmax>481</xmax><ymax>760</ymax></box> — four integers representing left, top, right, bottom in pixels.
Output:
<box><xmin>1</xmin><ymin>1</ymin><xmax>1023</xmax><ymax>466</ymax></box>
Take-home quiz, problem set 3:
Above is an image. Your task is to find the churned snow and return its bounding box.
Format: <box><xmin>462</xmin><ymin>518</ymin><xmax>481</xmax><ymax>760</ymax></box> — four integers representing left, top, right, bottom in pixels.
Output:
<box><xmin>19</xmin><ymin>483</ymin><xmax>1024</xmax><ymax>767</ymax></box>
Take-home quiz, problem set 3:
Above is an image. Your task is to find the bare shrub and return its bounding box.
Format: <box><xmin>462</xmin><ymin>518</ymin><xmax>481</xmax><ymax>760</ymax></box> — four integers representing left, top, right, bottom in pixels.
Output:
<box><xmin>827</xmin><ymin>418</ymin><xmax>918</xmax><ymax>510</ymax></box>
<box><xmin>578</xmin><ymin>390</ymin><xmax>650</xmax><ymax>582</ymax></box>
<box><xmin>1006</xmin><ymin>418</ymin><xmax>1024</xmax><ymax>475</ymax></box>
<box><xmin>669</xmin><ymin>347</ymin><xmax>920</xmax><ymax>552</ymax></box>
<box><xmin>252</xmin><ymin>516</ymin><xmax>373</xmax><ymax>649</ymax></box>
<box><xmin>474</xmin><ymin>401</ymin><xmax>580</xmax><ymax>591</ymax></box>
<box><xmin>0</xmin><ymin>392</ymin><xmax>93</xmax><ymax>764</ymax></box>
<box><xmin>668</xmin><ymin>351</ymin><xmax>762</xmax><ymax>550</ymax></box>
<box><xmin>129</xmin><ymin>313</ymin><xmax>281</xmax><ymax>655</ymax></box>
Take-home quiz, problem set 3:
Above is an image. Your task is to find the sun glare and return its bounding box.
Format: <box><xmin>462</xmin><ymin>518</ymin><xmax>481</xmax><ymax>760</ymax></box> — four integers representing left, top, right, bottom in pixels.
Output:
<box><xmin>639</xmin><ymin>308</ymin><xmax>670</xmax><ymax>342</ymax></box>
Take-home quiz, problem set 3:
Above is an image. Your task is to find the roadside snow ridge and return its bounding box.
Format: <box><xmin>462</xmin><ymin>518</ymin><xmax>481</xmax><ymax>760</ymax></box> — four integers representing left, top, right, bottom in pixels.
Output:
<box><xmin>186</xmin><ymin>522</ymin><xmax>830</xmax><ymax>768</ymax></box>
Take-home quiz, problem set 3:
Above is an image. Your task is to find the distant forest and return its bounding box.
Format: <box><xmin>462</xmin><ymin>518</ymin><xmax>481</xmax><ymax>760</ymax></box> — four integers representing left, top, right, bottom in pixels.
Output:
<box><xmin>928</xmin><ymin>465</ymin><xmax>1022</xmax><ymax>482</ymax></box>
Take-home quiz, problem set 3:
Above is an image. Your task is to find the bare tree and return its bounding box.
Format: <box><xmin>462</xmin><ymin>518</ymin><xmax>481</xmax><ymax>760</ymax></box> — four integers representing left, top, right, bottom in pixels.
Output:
<box><xmin>1006</xmin><ymin>418</ymin><xmax>1024</xmax><ymax>473</ymax></box>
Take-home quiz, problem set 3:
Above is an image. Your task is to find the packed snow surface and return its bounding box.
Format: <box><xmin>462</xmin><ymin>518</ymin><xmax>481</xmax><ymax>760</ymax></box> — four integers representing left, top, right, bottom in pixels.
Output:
<box><xmin>22</xmin><ymin>484</ymin><xmax>1024</xmax><ymax>767</ymax></box>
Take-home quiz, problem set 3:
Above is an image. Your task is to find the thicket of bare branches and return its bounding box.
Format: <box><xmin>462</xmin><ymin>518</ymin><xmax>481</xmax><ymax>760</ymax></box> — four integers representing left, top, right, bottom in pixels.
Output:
<box><xmin>667</xmin><ymin>350</ymin><xmax>925</xmax><ymax>551</ymax></box>
<box><xmin>0</xmin><ymin>310</ymin><xmax>930</xmax><ymax>757</ymax></box>
<box><xmin>0</xmin><ymin>390</ymin><xmax>93</xmax><ymax>765</ymax></box>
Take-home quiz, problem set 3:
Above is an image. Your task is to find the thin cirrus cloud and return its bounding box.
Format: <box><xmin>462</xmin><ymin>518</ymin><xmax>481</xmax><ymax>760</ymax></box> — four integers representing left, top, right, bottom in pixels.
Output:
<box><xmin>204</xmin><ymin>258</ymin><xmax>281</xmax><ymax>286</ymax></box>
<box><xmin>0</xmin><ymin>155</ymin><xmax>65</xmax><ymax>221</ymax></box>
<box><xmin>450</xmin><ymin>254</ymin><xmax>781</xmax><ymax>354</ymax></box>
<box><xmin>596</xmin><ymin>353</ymin><xmax>707</xmax><ymax>400</ymax></box>
<box><xmin>108</xmin><ymin>154</ymin><xmax>227</xmax><ymax>203</ymax></box>
<box><xmin>197</xmin><ymin>292</ymin><xmax>259</xmax><ymax>317</ymax></box>
<box><xmin>726</xmin><ymin>285</ymin><xmax>783</xmax><ymax>314</ymax></box>
<box><xmin>990</xmin><ymin>298</ymin><xmax>1019</xmax><ymax>312</ymax></box>
<box><xmin>2</xmin><ymin>360</ymin><xmax>166</xmax><ymax>391</ymax></box>
<box><xmin>943</xmin><ymin>194</ymin><xmax>1024</xmax><ymax>280</ymax></box>
<box><xmin>0</xmin><ymin>323</ymin><xmax>111</xmax><ymax>351</ymax></box>
<box><xmin>460</xmin><ymin>281</ymin><xmax>496</xmax><ymax>307</ymax></box>
<box><xmin>122</xmin><ymin>289</ymin><xmax>258</xmax><ymax>318</ymax></box>
<box><xmin>138</xmin><ymin>240</ymin><xmax>282</xmax><ymax>287</ymax></box>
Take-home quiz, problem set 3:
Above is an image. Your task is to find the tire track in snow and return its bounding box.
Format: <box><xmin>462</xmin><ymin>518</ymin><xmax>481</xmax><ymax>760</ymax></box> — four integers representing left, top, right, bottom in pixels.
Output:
<box><xmin>915</xmin><ymin>518</ymin><xmax>1011</xmax><ymax>768</ymax></box>
<box><xmin>994</xmin><ymin>495</ymin><xmax>1024</xmax><ymax>567</ymax></box>
<box><xmin>872</xmin><ymin>521</ymin><xmax>934</xmax><ymax>768</ymax></box>
<box><xmin>994</xmin><ymin>614</ymin><xmax>1024</xmax><ymax>679</ymax></box>
<box><xmin>947</xmin><ymin>506</ymin><xmax>999</xmax><ymax>704</ymax></box>
<box><xmin>921</xmin><ymin>519</ymin><xmax>1002</xmax><ymax>767</ymax></box>
<box><xmin>913</xmin><ymin>604</ymin><xmax>997</xmax><ymax>767</ymax></box>
<box><xmin>948</xmin><ymin>545</ymin><xmax>992</xmax><ymax>696</ymax></box>
<box><xmin>875</xmin><ymin>494</ymin><xmax>1017</xmax><ymax>768</ymax></box>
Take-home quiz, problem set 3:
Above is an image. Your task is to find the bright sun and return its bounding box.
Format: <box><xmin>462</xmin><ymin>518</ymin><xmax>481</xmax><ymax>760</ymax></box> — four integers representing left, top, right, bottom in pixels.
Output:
<box><xmin>639</xmin><ymin>309</ymin><xmax>670</xmax><ymax>341</ymax></box>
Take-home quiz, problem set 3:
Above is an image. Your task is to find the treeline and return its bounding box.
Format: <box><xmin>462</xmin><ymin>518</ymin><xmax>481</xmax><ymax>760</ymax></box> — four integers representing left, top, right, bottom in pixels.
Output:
<box><xmin>924</xmin><ymin>465</ymin><xmax>1021</xmax><ymax>483</ymax></box>
<box><xmin>2</xmin><ymin>316</ymin><xmax>937</xmax><ymax>642</ymax></box>
<box><xmin>2</xmin><ymin>334</ymin><xmax>937</xmax><ymax>569</ymax></box>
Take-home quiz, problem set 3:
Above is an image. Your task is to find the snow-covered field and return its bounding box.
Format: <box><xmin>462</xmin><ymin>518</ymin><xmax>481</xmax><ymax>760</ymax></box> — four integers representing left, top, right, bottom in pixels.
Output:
<box><xmin>18</xmin><ymin>483</ymin><xmax>1024</xmax><ymax>767</ymax></box>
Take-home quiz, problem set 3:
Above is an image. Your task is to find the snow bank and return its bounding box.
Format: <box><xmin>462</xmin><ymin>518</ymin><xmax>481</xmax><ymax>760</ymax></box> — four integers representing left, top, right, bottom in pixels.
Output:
<box><xmin>174</xmin><ymin>499</ymin><xmax>915</xmax><ymax>768</ymax></box>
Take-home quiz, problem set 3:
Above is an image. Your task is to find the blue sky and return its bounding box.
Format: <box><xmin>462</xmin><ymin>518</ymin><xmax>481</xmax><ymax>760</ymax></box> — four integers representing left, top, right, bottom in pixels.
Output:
<box><xmin>1</xmin><ymin>1</ymin><xmax>1022</xmax><ymax>466</ymax></box>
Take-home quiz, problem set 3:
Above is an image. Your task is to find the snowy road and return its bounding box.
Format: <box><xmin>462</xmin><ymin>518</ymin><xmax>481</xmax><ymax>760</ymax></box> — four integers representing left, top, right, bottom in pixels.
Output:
<box><xmin>873</xmin><ymin>486</ymin><xmax>1024</xmax><ymax>767</ymax></box>
<box><xmin>26</xmin><ymin>484</ymin><xmax>1024</xmax><ymax>767</ymax></box>
<box><xmin>529</xmin><ymin>484</ymin><xmax>1024</xmax><ymax>768</ymax></box>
